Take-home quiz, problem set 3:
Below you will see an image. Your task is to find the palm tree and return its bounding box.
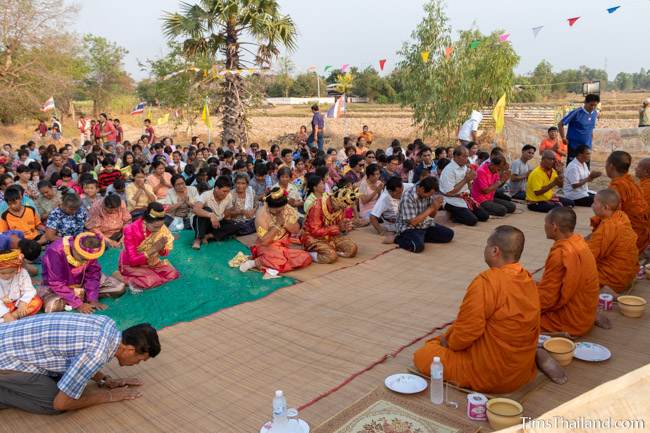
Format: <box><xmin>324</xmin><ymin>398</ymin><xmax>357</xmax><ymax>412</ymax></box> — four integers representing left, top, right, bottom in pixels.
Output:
<box><xmin>162</xmin><ymin>0</ymin><xmax>297</xmax><ymax>145</ymax></box>
<box><xmin>335</xmin><ymin>72</ymin><xmax>354</xmax><ymax>96</ymax></box>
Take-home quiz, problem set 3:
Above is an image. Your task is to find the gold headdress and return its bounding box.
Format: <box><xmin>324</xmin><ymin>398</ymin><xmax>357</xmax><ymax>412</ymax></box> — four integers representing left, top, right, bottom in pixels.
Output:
<box><xmin>63</xmin><ymin>232</ymin><xmax>106</xmax><ymax>267</ymax></box>
<box><xmin>330</xmin><ymin>185</ymin><xmax>360</xmax><ymax>208</ymax></box>
<box><xmin>0</xmin><ymin>250</ymin><xmax>23</xmax><ymax>270</ymax></box>
<box><xmin>148</xmin><ymin>208</ymin><xmax>166</xmax><ymax>219</ymax></box>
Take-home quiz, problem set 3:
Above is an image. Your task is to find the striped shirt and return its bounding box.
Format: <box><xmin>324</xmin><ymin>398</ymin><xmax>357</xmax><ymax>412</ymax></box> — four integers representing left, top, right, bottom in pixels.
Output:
<box><xmin>0</xmin><ymin>313</ymin><xmax>121</xmax><ymax>399</ymax></box>
<box><xmin>395</xmin><ymin>185</ymin><xmax>437</xmax><ymax>234</ymax></box>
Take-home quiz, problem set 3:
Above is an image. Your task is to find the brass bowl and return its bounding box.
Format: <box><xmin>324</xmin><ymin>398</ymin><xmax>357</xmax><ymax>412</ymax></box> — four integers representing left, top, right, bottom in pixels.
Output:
<box><xmin>543</xmin><ymin>337</ymin><xmax>576</xmax><ymax>367</ymax></box>
<box><xmin>486</xmin><ymin>398</ymin><xmax>524</xmax><ymax>430</ymax></box>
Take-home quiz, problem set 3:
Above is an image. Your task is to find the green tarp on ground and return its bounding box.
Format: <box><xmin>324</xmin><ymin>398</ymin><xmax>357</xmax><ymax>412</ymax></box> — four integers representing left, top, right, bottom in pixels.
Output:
<box><xmin>96</xmin><ymin>231</ymin><xmax>294</xmax><ymax>330</ymax></box>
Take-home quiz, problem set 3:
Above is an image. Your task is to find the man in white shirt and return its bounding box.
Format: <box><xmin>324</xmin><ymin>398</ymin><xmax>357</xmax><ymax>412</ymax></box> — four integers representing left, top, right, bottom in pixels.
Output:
<box><xmin>458</xmin><ymin>111</ymin><xmax>483</xmax><ymax>145</ymax></box>
<box><xmin>563</xmin><ymin>145</ymin><xmax>601</xmax><ymax>206</ymax></box>
<box><xmin>369</xmin><ymin>177</ymin><xmax>413</xmax><ymax>236</ymax></box>
<box><xmin>191</xmin><ymin>175</ymin><xmax>240</xmax><ymax>250</ymax></box>
<box><xmin>439</xmin><ymin>146</ymin><xmax>489</xmax><ymax>226</ymax></box>
<box><xmin>509</xmin><ymin>144</ymin><xmax>536</xmax><ymax>200</ymax></box>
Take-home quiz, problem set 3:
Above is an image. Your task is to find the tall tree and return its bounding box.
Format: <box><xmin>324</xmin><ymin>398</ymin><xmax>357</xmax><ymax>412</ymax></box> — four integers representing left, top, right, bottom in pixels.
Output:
<box><xmin>82</xmin><ymin>34</ymin><xmax>131</xmax><ymax>115</ymax></box>
<box><xmin>162</xmin><ymin>0</ymin><xmax>297</xmax><ymax>145</ymax></box>
<box><xmin>0</xmin><ymin>0</ymin><xmax>81</xmax><ymax>123</ymax></box>
<box><xmin>276</xmin><ymin>55</ymin><xmax>294</xmax><ymax>97</ymax></box>
<box><xmin>397</xmin><ymin>0</ymin><xmax>519</xmax><ymax>135</ymax></box>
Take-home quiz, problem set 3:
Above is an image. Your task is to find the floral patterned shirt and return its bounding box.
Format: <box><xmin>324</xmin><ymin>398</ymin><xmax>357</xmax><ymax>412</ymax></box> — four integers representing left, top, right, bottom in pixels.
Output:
<box><xmin>46</xmin><ymin>207</ymin><xmax>88</xmax><ymax>237</ymax></box>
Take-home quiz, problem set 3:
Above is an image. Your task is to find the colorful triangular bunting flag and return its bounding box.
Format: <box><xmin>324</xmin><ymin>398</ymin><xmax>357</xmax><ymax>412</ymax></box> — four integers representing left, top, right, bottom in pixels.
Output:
<box><xmin>607</xmin><ymin>5</ymin><xmax>621</xmax><ymax>14</ymax></box>
<box><xmin>444</xmin><ymin>47</ymin><xmax>453</xmax><ymax>60</ymax></box>
<box><xmin>470</xmin><ymin>40</ymin><xmax>481</xmax><ymax>49</ymax></box>
<box><xmin>568</xmin><ymin>17</ymin><xmax>581</xmax><ymax>27</ymax></box>
<box><xmin>532</xmin><ymin>26</ymin><xmax>544</xmax><ymax>38</ymax></box>
<box><xmin>379</xmin><ymin>59</ymin><xmax>387</xmax><ymax>71</ymax></box>
<box><xmin>421</xmin><ymin>51</ymin><xmax>430</xmax><ymax>63</ymax></box>
<box><xmin>499</xmin><ymin>33</ymin><xmax>510</xmax><ymax>42</ymax></box>
<box><xmin>341</xmin><ymin>64</ymin><xmax>349</xmax><ymax>73</ymax></box>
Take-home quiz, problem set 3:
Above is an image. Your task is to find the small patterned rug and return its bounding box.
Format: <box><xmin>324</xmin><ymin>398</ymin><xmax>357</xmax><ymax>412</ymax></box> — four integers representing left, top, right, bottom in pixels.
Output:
<box><xmin>313</xmin><ymin>387</ymin><xmax>480</xmax><ymax>433</ymax></box>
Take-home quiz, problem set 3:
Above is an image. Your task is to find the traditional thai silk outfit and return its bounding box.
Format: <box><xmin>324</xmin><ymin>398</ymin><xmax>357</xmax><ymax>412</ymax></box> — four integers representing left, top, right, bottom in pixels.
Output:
<box><xmin>41</xmin><ymin>237</ymin><xmax>125</xmax><ymax>312</ymax></box>
<box><xmin>251</xmin><ymin>205</ymin><xmax>311</xmax><ymax>273</ymax></box>
<box><xmin>119</xmin><ymin>218</ymin><xmax>179</xmax><ymax>289</ymax></box>
<box><xmin>0</xmin><ymin>251</ymin><xmax>42</xmax><ymax>322</ymax></box>
<box><xmin>301</xmin><ymin>195</ymin><xmax>358</xmax><ymax>264</ymax></box>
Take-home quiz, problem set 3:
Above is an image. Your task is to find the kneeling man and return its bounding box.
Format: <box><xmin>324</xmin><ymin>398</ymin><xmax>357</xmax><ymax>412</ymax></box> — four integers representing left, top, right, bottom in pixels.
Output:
<box><xmin>0</xmin><ymin>313</ymin><xmax>159</xmax><ymax>414</ymax></box>
<box><xmin>414</xmin><ymin>226</ymin><xmax>540</xmax><ymax>394</ymax></box>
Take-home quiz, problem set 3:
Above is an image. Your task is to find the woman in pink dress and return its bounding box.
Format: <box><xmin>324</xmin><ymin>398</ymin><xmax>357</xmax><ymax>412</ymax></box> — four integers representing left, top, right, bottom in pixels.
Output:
<box><xmin>119</xmin><ymin>202</ymin><xmax>179</xmax><ymax>290</ymax></box>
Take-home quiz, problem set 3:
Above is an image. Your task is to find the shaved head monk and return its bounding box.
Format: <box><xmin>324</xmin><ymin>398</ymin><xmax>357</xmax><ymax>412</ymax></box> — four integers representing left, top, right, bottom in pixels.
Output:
<box><xmin>605</xmin><ymin>151</ymin><xmax>650</xmax><ymax>253</ymax></box>
<box><xmin>588</xmin><ymin>189</ymin><xmax>638</xmax><ymax>296</ymax></box>
<box><xmin>536</xmin><ymin>208</ymin><xmax>600</xmax><ymax>384</ymax></box>
<box><xmin>413</xmin><ymin>226</ymin><xmax>540</xmax><ymax>394</ymax></box>
<box><xmin>538</xmin><ymin>207</ymin><xmax>599</xmax><ymax>337</ymax></box>
<box><xmin>634</xmin><ymin>157</ymin><xmax>650</xmax><ymax>210</ymax></box>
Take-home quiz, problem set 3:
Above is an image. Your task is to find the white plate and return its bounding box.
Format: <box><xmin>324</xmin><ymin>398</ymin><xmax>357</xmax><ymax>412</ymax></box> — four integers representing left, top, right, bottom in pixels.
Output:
<box><xmin>574</xmin><ymin>342</ymin><xmax>611</xmax><ymax>362</ymax></box>
<box><xmin>260</xmin><ymin>419</ymin><xmax>309</xmax><ymax>433</ymax></box>
<box><xmin>384</xmin><ymin>373</ymin><xmax>428</xmax><ymax>394</ymax></box>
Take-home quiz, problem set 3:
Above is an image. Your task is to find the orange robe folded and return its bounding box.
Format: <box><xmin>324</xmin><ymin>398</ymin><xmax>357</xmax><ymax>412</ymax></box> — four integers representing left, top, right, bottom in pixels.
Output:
<box><xmin>640</xmin><ymin>178</ymin><xmax>650</xmax><ymax>210</ymax></box>
<box><xmin>538</xmin><ymin>234</ymin><xmax>599</xmax><ymax>337</ymax></box>
<box><xmin>413</xmin><ymin>263</ymin><xmax>540</xmax><ymax>394</ymax></box>
<box><xmin>610</xmin><ymin>174</ymin><xmax>650</xmax><ymax>252</ymax></box>
<box><xmin>588</xmin><ymin>210</ymin><xmax>638</xmax><ymax>293</ymax></box>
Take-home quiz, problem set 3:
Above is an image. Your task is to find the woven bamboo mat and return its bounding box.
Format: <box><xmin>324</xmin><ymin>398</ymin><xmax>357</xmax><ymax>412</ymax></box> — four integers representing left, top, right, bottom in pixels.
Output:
<box><xmin>5</xmin><ymin>207</ymin><xmax>649</xmax><ymax>433</ymax></box>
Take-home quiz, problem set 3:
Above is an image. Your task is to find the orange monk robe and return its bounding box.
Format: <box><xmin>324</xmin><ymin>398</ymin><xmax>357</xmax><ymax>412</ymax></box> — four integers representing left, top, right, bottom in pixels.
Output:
<box><xmin>610</xmin><ymin>174</ymin><xmax>650</xmax><ymax>252</ymax></box>
<box><xmin>413</xmin><ymin>263</ymin><xmax>540</xmax><ymax>394</ymax></box>
<box><xmin>640</xmin><ymin>178</ymin><xmax>650</xmax><ymax>210</ymax></box>
<box><xmin>538</xmin><ymin>234</ymin><xmax>599</xmax><ymax>337</ymax></box>
<box><xmin>588</xmin><ymin>210</ymin><xmax>638</xmax><ymax>293</ymax></box>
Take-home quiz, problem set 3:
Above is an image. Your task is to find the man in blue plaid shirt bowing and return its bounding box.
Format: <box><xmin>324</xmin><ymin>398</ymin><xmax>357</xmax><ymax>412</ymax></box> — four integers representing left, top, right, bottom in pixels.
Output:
<box><xmin>0</xmin><ymin>313</ymin><xmax>160</xmax><ymax>414</ymax></box>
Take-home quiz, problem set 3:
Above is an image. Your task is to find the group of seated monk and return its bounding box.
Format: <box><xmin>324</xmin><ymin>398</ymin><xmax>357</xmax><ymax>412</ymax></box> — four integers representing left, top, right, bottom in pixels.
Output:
<box><xmin>413</xmin><ymin>161</ymin><xmax>649</xmax><ymax>392</ymax></box>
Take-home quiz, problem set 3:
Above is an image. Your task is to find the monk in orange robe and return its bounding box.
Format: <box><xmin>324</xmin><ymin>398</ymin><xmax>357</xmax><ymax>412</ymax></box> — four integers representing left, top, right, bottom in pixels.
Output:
<box><xmin>635</xmin><ymin>157</ymin><xmax>650</xmax><ymax>210</ymax></box>
<box><xmin>588</xmin><ymin>189</ymin><xmax>638</xmax><ymax>296</ymax></box>
<box><xmin>537</xmin><ymin>207</ymin><xmax>599</xmax><ymax>338</ymax></box>
<box><xmin>606</xmin><ymin>151</ymin><xmax>650</xmax><ymax>253</ymax></box>
<box><xmin>413</xmin><ymin>226</ymin><xmax>540</xmax><ymax>394</ymax></box>
<box><xmin>535</xmin><ymin>208</ymin><xmax>600</xmax><ymax>384</ymax></box>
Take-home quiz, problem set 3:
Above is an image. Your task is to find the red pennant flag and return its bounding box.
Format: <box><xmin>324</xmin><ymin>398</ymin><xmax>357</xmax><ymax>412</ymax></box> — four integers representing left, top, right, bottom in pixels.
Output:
<box><xmin>568</xmin><ymin>17</ymin><xmax>580</xmax><ymax>27</ymax></box>
<box><xmin>379</xmin><ymin>59</ymin><xmax>387</xmax><ymax>71</ymax></box>
<box><xmin>444</xmin><ymin>47</ymin><xmax>453</xmax><ymax>60</ymax></box>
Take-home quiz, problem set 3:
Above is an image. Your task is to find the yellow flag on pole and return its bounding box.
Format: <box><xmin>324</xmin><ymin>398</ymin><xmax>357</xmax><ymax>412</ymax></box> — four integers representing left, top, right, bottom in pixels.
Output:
<box><xmin>156</xmin><ymin>113</ymin><xmax>169</xmax><ymax>126</ymax></box>
<box><xmin>201</xmin><ymin>100</ymin><xmax>211</xmax><ymax>130</ymax></box>
<box><xmin>493</xmin><ymin>93</ymin><xmax>506</xmax><ymax>134</ymax></box>
<box><xmin>421</xmin><ymin>51</ymin><xmax>430</xmax><ymax>63</ymax></box>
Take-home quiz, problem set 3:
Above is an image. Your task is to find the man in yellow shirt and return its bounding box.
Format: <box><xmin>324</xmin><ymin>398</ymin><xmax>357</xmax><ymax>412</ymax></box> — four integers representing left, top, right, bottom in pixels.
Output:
<box><xmin>526</xmin><ymin>151</ymin><xmax>574</xmax><ymax>213</ymax></box>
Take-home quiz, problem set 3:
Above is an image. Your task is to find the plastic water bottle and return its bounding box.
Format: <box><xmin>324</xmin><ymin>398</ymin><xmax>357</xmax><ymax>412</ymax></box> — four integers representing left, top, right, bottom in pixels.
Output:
<box><xmin>430</xmin><ymin>357</ymin><xmax>444</xmax><ymax>405</ymax></box>
<box><xmin>272</xmin><ymin>390</ymin><xmax>288</xmax><ymax>427</ymax></box>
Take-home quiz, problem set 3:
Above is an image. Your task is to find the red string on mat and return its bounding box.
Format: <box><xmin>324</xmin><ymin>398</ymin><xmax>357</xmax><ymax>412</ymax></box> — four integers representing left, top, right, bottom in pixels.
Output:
<box><xmin>297</xmin><ymin>320</ymin><xmax>454</xmax><ymax>412</ymax></box>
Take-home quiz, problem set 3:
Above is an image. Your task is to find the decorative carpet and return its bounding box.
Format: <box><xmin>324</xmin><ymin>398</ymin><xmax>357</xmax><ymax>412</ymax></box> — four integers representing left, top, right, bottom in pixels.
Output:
<box><xmin>312</xmin><ymin>386</ymin><xmax>480</xmax><ymax>433</ymax></box>
<box><xmin>96</xmin><ymin>231</ymin><xmax>294</xmax><ymax>330</ymax></box>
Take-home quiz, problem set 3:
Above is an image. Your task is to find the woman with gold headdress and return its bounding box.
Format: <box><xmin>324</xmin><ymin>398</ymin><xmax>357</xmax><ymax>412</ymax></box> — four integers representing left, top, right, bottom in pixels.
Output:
<box><xmin>118</xmin><ymin>202</ymin><xmax>179</xmax><ymax>290</ymax></box>
<box><xmin>239</xmin><ymin>187</ymin><xmax>312</xmax><ymax>274</ymax></box>
<box><xmin>0</xmin><ymin>249</ymin><xmax>42</xmax><ymax>322</ymax></box>
<box><xmin>301</xmin><ymin>179</ymin><xmax>359</xmax><ymax>264</ymax></box>
<box><xmin>41</xmin><ymin>232</ymin><xmax>125</xmax><ymax>314</ymax></box>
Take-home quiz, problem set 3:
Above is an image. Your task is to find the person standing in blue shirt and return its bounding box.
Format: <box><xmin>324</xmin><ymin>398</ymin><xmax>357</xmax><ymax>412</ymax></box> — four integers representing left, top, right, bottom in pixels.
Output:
<box><xmin>558</xmin><ymin>93</ymin><xmax>600</xmax><ymax>165</ymax></box>
<box><xmin>307</xmin><ymin>104</ymin><xmax>325</xmax><ymax>152</ymax></box>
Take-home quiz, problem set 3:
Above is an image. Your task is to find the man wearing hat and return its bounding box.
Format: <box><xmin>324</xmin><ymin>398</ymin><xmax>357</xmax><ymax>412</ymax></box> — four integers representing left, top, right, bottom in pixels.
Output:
<box><xmin>41</xmin><ymin>232</ymin><xmax>126</xmax><ymax>314</ymax></box>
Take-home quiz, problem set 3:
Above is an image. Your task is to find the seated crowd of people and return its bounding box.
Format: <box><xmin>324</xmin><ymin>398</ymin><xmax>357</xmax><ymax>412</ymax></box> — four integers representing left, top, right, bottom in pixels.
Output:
<box><xmin>1</xmin><ymin>115</ymin><xmax>650</xmax><ymax>414</ymax></box>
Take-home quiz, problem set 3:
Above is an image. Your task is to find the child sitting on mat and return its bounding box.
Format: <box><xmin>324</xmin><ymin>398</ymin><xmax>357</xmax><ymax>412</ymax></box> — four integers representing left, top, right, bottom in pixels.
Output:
<box><xmin>0</xmin><ymin>249</ymin><xmax>43</xmax><ymax>323</ymax></box>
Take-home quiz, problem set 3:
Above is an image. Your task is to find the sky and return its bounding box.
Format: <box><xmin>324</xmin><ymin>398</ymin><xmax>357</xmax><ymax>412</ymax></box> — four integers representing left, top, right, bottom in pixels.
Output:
<box><xmin>73</xmin><ymin>0</ymin><xmax>650</xmax><ymax>81</ymax></box>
